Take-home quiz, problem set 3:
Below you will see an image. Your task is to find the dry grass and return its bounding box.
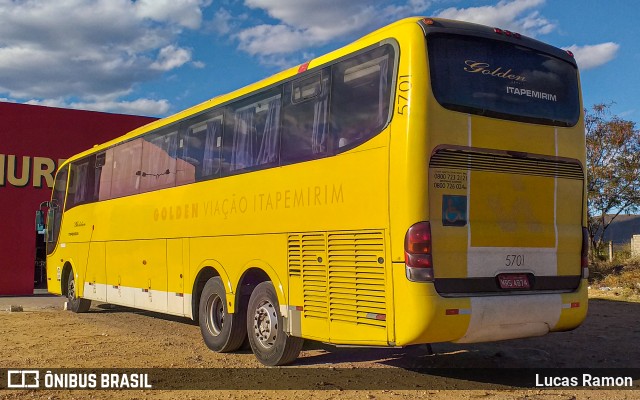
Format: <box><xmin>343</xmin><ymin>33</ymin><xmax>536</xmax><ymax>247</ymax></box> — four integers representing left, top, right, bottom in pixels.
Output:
<box><xmin>589</xmin><ymin>256</ymin><xmax>640</xmax><ymax>300</ymax></box>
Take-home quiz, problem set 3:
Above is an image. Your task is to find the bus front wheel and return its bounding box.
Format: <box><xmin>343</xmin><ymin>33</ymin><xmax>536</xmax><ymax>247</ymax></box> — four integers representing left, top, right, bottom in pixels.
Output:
<box><xmin>66</xmin><ymin>269</ymin><xmax>91</xmax><ymax>313</ymax></box>
<box><xmin>247</xmin><ymin>281</ymin><xmax>303</xmax><ymax>366</ymax></box>
<box><xmin>199</xmin><ymin>276</ymin><xmax>247</xmax><ymax>352</ymax></box>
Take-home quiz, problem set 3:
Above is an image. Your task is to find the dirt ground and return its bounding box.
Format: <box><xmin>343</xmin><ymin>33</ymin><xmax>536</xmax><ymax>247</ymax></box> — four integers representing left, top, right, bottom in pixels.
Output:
<box><xmin>0</xmin><ymin>289</ymin><xmax>638</xmax><ymax>399</ymax></box>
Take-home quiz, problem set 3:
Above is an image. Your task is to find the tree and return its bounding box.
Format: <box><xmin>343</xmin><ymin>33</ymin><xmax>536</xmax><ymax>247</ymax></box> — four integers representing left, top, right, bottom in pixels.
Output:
<box><xmin>585</xmin><ymin>103</ymin><xmax>640</xmax><ymax>257</ymax></box>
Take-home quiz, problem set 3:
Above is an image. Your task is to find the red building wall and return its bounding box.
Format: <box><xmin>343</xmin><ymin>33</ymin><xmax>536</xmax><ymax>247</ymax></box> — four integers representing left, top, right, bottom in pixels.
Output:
<box><xmin>0</xmin><ymin>102</ymin><xmax>156</xmax><ymax>295</ymax></box>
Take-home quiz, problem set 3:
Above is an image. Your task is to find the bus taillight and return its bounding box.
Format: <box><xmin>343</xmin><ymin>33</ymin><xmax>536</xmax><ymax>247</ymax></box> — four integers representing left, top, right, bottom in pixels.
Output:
<box><xmin>422</xmin><ymin>18</ymin><xmax>435</xmax><ymax>26</ymax></box>
<box><xmin>404</xmin><ymin>221</ymin><xmax>434</xmax><ymax>282</ymax></box>
<box><xmin>494</xmin><ymin>28</ymin><xmax>521</xmax><ymax>39</ymax></box>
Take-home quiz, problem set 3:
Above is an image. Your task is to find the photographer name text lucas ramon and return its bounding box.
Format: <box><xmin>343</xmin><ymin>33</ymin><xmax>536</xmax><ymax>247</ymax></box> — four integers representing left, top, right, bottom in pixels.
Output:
<box><xmin>536</xmin><ymin>373</ymin><xmax>635</xmax><ymax>388</ymax></box>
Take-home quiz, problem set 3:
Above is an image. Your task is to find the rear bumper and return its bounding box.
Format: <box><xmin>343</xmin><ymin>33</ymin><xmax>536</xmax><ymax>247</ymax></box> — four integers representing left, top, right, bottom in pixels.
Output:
<box><xmin>393</xmin><ymin>263</ymin><xmax>587</xmax><ymax>345</ymax></box>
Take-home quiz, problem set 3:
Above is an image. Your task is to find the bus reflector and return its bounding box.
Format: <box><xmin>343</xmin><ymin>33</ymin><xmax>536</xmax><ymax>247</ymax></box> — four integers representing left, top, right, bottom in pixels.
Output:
<box><xmin>571</xmin><ymin>302</ymin><xmax>580</xmax><ymax>308</ymax></box>
<box><xmin>366</xmin><ymin>313</ymin><xmax>386</xmax><ymax>321</ymax></box>
<box><xmin>298</xmin><ymin>62</ymin><xmax>310</xmax><ymax>73</ymax></box>
<box><xmin>404</xmin><ymin>222</ymin><xmax>434</xmax><ymax>282</ymax></box>
<box><xmin>446</xmin><ymin>309</ymin><xmax>459</xmax><ymax>315</ymax></box>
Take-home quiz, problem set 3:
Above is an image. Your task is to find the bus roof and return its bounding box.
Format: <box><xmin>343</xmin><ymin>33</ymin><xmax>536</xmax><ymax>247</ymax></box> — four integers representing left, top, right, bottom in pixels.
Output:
<box><xmin>59</xmin><ymin>16</ymin><xmax>575</xmax><ymax>168</ymax></box>
<box><xmin>58</xmin><ymin>17</ymin><xmax>425</xmax><ymax>168</ymax></box>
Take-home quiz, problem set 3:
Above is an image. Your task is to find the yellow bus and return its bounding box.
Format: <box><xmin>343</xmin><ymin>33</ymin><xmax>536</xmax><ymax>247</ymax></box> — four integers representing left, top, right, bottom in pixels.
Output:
<box><xmin>42</xmin><ymin>17</ymin><xmax>588</xmax><ymax>366</ymax></box>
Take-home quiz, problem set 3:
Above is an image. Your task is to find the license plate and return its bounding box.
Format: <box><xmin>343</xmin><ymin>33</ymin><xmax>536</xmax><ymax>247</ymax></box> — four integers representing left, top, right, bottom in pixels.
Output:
<box><xmin>497</xmin><ymin>273</ymin><xmax>531</xmax><ymax>290</ymax></box>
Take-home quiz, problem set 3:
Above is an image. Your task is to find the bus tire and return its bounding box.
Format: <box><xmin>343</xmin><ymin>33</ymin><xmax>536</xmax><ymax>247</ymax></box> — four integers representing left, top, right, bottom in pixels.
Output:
<box><xmin>247</xmin><ymin>281</ymin><xmax>303</xmax><ymax>366</ymax></box>
<box><xmin>199</xmin><ymin>276</ymin><xmax>247</xmax><ymax>352</ymax></box>
<box><xmin>66</xmin><ymin>269</ymin><xmax>91</xmax><ymax>313</ymax></box>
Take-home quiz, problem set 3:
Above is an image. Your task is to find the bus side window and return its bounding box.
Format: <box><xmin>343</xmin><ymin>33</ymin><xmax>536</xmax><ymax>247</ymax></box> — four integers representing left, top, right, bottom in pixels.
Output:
<box><xmin>222</xmin><ymin>89</ymin><xmax>282</xmax><ymax>174</ymax></box>
<box><xmin>66</xmin><ymin>158</ymin><xmax>92</xmax><ymax>210</ymax></box>
<box><xmin>331</xmin><ymin>45</ymin><xmax>394</xmax><ymax>151</ymax></box>
<box><xmin>98</xmin><ymin>150</ymin><xmax>113</xmax><ymax>200</ymax></box>
<box><xmin>94</xmin><ymin>152</ymin><xmax>106</xmax><ymax>200</ymax></box>
<box><xmin>281</xmin><ymin>69</ymin><xmax>330</xmax><ymax>164</ymax></box>
<box><xmin>140</xmin><ymin>128</ymin><xmax>178</xmax><ymax>193</ymax></box>
<box><xmin>110</xmin><ymin>138</ymin><xmax>143</xmax><ymax>198</ymax></box>
<box><xmin>177</xmin><ymin>113</ymin><xmax>224</xmax><ymax>185</ymax></box>
<box><xmin>66</xmin><ymin>153</ymin><xmax>105</xmax><ymax>210</ymax></box>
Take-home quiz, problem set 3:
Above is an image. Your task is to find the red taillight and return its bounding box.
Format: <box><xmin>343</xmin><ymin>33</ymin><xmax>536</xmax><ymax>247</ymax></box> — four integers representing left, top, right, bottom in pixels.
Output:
<box><xmin>405</xmin><ymin>221</ymin><xmax>432</xmax><ymax>253</ymax></box>
<box><xmin>404</xmin><ymin>222</ymin><xmax>434</xmax><ymax>282</ymax></box>
<box><xmin>405</xmin><ymin>253</ymin><xmax>433</xmax><ymax>269</ymax></box>
<box><xmin>581</xmin><ymin>227</ymin><xmax>589</xmax><ymax>278</ymax></box>
<box><xmin>494</xmin><ymin>28</ymin><xmax>521</xmax><ymax>39</ymax></box>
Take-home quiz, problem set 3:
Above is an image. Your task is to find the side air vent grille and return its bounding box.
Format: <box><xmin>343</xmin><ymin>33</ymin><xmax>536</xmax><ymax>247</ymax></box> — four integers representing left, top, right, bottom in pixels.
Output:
<box><xmin>288</xmin><ymin>233</ymin><xmax>328</xmax><ymax>319</ymax></box>
<box><xmin>327</xmin><ymin>230</ymin><xmax>387</xmax><ymax>327</ymax></box>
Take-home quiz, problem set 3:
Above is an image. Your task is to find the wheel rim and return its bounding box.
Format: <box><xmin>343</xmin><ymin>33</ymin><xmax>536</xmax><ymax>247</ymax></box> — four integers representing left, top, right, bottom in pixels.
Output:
<box><xmin>206</xmin><ymin>294</ymin><xmax>225</xmax><ymax>336</ymax></box>
<box><xmin>67</xmin><ymin>275</ymin><xmax>75</xmax><ymax>301</ymax></box>
<box><xmin>253</xmin><ymin>299</ymin><xmax>278</xmax><ymax>349</ymax></box>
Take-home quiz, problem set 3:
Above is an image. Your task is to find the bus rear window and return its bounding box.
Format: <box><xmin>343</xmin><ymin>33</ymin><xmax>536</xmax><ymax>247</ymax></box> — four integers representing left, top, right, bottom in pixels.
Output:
<box><xmin>427</xmin><ymin>34</ymin><xmax>580</xmax><ymax>127</ymax></box>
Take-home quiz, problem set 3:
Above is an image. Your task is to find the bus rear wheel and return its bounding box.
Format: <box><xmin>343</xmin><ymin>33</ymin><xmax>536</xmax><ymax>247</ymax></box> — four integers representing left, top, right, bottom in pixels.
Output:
<box><xmin>247</xmin><ymin>281</ymin><xmax>303</xmax><ymax>366</ymax></box>
<box><xmin>66</xmin><ymin>269</ymin><xmax>91</xmax><ymax>313</ymax></box>
<box><xmin>199</xmin><ymin>276</ymin><xmax>247</xmax><ymax>352</ymax></box>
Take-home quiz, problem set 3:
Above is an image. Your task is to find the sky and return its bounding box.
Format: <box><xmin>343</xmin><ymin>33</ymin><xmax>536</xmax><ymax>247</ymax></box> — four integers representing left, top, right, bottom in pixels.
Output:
<box><xmin>0</xmin><ymin>0</ymin><xmax>637</xmax><ymax>124</ymax></box>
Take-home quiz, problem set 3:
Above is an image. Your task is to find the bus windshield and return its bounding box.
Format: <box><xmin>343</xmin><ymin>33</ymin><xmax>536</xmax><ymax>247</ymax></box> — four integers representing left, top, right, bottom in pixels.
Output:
<box><xmin>427</xmin><ymin>33</ymin><xmax>580</xmax><ymax>127</ymax></box>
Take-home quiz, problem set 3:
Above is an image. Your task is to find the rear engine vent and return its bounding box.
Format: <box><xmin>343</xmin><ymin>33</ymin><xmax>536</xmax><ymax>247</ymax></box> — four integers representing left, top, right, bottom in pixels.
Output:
<box><xmin>429</xmin><ymin>148</ymin><xmax>584</xmax><ymax>180</ymax></box>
